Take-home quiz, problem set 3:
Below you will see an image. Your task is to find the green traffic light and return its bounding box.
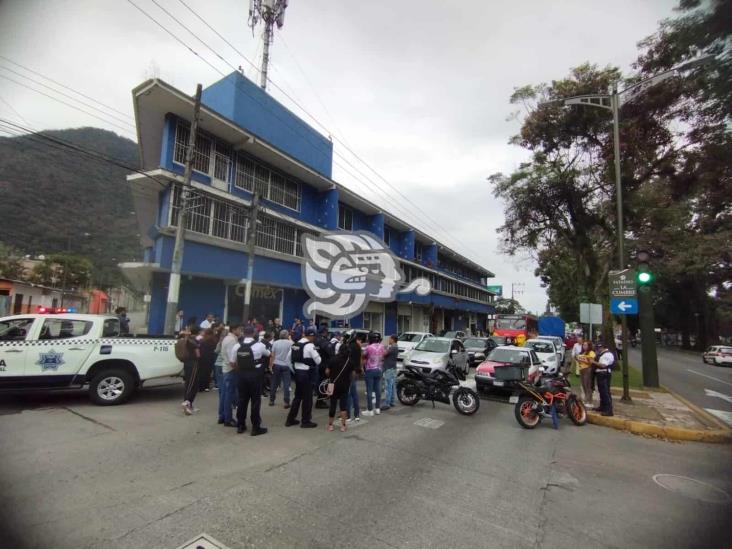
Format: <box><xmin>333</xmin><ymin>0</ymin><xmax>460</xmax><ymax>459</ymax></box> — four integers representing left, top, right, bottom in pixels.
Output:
<box><xmin>638</xmin><ymin>272</ymin><xmax>652</xmax><ymax>284</ymax></box>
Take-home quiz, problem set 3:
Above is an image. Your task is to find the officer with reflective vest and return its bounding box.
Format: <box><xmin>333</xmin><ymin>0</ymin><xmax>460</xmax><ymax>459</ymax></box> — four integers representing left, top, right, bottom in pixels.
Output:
<box><xmin>591</xmin><ymin>342</ymin><xmax>615</xmax><ymax>417</ymax></box>
<box><xmin>285</xmin><ymin>326</ymin><xmax>321</xmax><ymax>428</ymax></box>
<box><xmin>228</xmin><ymin>325</ymin><xmax>271</xmax><ymax>435</ymax></box>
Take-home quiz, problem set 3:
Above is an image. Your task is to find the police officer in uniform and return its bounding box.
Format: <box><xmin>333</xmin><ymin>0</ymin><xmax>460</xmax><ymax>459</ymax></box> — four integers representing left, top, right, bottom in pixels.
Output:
<box><xmin>591</xmin><ymin>343</ymin><xmax>615</xmax><ymax>417</ymax></box>
<box><xmin>228</xmin><ymin>326</ymin><xmax>271</xmax><ymax>435</ymax></box>
<box><xmin>285</xmin><ymin>326</ymin><xmax>321</xmax><ymax>428</ymax></box>
<box><xmin>313</xmin><ymin>326</ymin><xmax>333</xmax><ymax>409</ymax></box>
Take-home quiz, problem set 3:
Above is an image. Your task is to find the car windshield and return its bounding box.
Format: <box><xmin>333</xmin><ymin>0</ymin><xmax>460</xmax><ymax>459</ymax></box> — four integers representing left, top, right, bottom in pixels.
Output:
<box><xmin>414</xmin><ymin>339</ymin><xmax>450</xmax><ymax>353</ymax></box>
<box><xmin>487</xmin><ymin>348</ymin><xmax>529</xmax><ymax>364</ymax></box>
<box><xmin>398</xmin><ymin>333</ymin><xmax>422</xmax><ymax>342</ymax></box>
<box><xmin>526</xmin><ymin>341</ymin><xmax>554</xmax><ymax>353</ymax></box>
<box><xmin>495</xmin><ymin>317</ymin><xmax>526</xmax><ymax>330</ymax></box>
<box><xmin>463</xmin><ymin>338</ymin><xmax>486</xmax><ymax>347</ymax></box>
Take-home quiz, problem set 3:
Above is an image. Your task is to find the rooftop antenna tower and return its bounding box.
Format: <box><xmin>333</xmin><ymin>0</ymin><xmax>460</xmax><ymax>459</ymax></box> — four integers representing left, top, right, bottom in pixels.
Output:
<box><xmin>248</xmin><ymin>0</ymin><xmax>289</xmax><ymax>90</ymax></box>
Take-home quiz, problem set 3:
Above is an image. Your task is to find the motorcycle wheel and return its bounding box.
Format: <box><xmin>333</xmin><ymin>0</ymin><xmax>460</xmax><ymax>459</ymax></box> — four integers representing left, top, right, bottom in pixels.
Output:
<box><xmin>514</xmin><ymin>396</ymin><xmax>541</xmax><ymax>429</ymax></box>
<box><xmin>397</xmin><ymin>380</ymin><xmax>421</xmax><ymax>406</ymax></box>
<box><xmin>566</xmin><ymin>395</ymin><xmax>587</xmax><ymax>426</ymax></box>
<box><xmin>452</xmin><ymin>387</ymin><xmax>480</xmax><ymax>415</ymax></box>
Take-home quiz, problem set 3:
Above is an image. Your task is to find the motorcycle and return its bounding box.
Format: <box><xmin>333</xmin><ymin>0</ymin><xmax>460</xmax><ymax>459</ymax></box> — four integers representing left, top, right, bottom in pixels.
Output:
<box><xmin>396</xmin><ymin>362</ymin><xmax>480</xmax><ymax>415</ymax></box>
<box><xmin>508</xmin><ymin>366</ymin><xmax>586</xmax><ymax>429</ymax></box>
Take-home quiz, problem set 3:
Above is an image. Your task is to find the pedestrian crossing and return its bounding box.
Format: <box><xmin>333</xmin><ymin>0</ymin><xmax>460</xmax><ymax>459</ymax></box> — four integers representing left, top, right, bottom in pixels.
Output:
<box><xmin>705</xmin><ymin>408</ymin><xmax>732</xmax><ymax>427</ymax></box>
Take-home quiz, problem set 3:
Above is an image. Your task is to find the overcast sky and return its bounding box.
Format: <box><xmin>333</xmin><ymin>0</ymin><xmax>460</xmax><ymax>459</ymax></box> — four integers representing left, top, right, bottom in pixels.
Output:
<box><xmin>0</xmin><ymin>0</ymin><xmax>679</xmax><ymax>313</ymax></box>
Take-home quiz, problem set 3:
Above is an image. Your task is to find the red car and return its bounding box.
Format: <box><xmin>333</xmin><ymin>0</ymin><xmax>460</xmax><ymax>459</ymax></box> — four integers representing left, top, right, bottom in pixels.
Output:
<box><xmin>475</xmin><ymin>346</ymin><xmax>542</xmax><ymax>393</ymax></box>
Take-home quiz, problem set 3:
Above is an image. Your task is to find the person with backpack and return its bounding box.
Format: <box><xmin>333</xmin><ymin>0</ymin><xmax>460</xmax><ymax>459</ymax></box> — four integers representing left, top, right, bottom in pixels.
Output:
<box><xmin>591</xmin><ymin>342</ymin><xmax>615</xmax><ymax>416</ymax></box>
<box><xmin>313</xmin><ymin>327</ymin><xmax>333</xmax><ymax>409</ymax></box>
<box><xmin>177</xmin><ymin>327</ymin><xmax>202</xmax><ymax>415</ymax></box>
<box><xmin>285</xmin><ymin>326</ymin><xmax>321</xmax><ymax>429</ymax></box>
<box><xmin>228</xmin><ymin>326</ymin><xmax>270</xmax><ymax>436</ymax></box>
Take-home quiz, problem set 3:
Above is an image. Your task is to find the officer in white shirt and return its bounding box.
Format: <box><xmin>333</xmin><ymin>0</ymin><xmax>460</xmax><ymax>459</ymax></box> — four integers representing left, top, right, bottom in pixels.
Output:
<box><xmin>591</xmin><ymin>343</ymin><xmax>615</xmax><ymax>416</ymax></box>
<box><xmin>285</xmin><ymin>326</ymin><xmax>321</xmax><ymax>428</ymax></box>
<box><xmin>200</xmin><ymin>313</ymin><xmax>214</xmax><ymax>330</ymax></box>
<box><xmin>228</xmin><ymin>325</ymin><xmax>271</xmax><ymax>435</ymax></box>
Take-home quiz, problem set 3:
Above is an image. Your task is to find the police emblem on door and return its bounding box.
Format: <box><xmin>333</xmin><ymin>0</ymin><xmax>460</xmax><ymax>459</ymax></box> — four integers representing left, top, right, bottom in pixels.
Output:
<box><xmin>37</xmin><ymin>350</ymin><xmax>65</xmax><ymax>371</ymax></box>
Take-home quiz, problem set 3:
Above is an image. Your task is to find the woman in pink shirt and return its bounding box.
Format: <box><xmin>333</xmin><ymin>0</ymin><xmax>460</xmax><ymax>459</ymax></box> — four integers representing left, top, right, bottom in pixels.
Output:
<box><xmin>362</xmin><ymin>332</ymin><xmax>385</xmax><ymax>416</ymax></box>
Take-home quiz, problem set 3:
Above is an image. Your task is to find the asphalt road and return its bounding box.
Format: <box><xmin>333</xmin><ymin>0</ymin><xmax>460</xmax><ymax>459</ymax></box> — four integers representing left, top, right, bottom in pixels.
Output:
<box><xmin>0</xmin><ymin>382</ymin><xmax>730</xmax><ymax>549</ymax></box>
<box><xmin>628</xmin><ymin>347</ymin><xmax>732</xmax><ymax>426</ymax></box>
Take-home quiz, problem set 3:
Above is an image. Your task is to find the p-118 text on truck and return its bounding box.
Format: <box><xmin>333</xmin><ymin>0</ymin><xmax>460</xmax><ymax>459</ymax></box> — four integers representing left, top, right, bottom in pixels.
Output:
<box><xmin>0</xmin><ymin>313</ymin><xmax>181</xmax><ymax>405</ymax></box>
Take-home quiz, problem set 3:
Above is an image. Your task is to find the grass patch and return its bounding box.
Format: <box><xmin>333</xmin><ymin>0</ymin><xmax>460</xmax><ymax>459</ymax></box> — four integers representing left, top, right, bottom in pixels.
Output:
<box><xmin>568</xmin><ymin>363</ymin><xmax>644</xmax><ymax>391</ymax></box>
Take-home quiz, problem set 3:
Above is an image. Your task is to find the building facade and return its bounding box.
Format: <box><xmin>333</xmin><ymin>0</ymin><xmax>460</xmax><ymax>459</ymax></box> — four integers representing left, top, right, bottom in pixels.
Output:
<box><xmin>123</xmin><ymin>72</ymin><xmax>496</xmax><ymax>335</ymax></box>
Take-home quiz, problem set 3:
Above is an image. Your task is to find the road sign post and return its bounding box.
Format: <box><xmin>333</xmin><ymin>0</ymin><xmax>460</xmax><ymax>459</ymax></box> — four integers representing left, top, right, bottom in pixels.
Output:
<box><xmin>609</xmin><ymin>269</ymin><xmax>638</xmax><ymax>401</ymax></box>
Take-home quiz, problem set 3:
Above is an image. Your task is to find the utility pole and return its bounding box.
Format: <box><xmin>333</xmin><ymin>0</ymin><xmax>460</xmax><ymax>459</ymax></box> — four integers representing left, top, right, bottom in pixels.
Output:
<box><xmin>164</xmin><ymin>84</ymin><xmax>202</xmax><ymax>335</ymax></box>
<box><xmin>248</xmin><ymin>0</ymin><xmax>289</xmax><ymax>91</ymax></box>
<box><xmin>242</xmin><ymin>193</ymin><xmax>261</xmax><ymax>324</ymax></box>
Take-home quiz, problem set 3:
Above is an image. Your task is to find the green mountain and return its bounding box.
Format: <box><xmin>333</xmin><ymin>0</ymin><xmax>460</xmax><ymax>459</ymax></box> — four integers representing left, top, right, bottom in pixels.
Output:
<box><xmin>0</xmin><ymin>127</ymin><xmax>142</xmax><ymax>283</ymax></box>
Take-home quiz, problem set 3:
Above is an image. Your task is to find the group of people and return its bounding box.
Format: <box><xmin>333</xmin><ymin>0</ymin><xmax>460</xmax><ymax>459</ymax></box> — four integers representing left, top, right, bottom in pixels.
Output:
<box><xmin>175</xmin><ymin>313</ymin><xmax>401</xmax><ymax>436</ymax></box>
<box><xmin>570</xmin><ymin>335</ymin><xmax>615</xmax><ymax>416</ymax></box>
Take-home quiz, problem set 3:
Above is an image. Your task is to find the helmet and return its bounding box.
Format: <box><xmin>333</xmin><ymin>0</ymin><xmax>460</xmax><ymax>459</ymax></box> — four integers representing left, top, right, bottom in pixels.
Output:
<box><xmin>543</xmin><ymin>361</ymin><xmax>559</xmax><ymax>375</ymax></box>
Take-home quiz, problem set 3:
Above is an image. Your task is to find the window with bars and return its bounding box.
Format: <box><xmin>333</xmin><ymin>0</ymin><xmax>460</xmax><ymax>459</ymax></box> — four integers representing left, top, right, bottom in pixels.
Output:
<box><xmin>173</xmin><ymin>120</ymin><xmax>301</xmax><ymax>211</ymax></box>
<box><xmin>338</xmin><ymin>203</ymin><xmax>353</xmax><ymax>230</ymax></box>
<box><xmin>383</xmin><ymin>228</ymin><xmax>390</xmax><ymax>246</ymax></box>
<box><xmin>169</xmin><ymin>185</ymin><xmax>305</xmax><ymax>258</ymax></box>
<box><xmin>414</xmin><ymin>242</ymin><xmax>424</xmax><ymax>261</ymax></box>
<box><xmin>398</xmin><ymin>261</ymin><xmax>491</xmax><ymax>304</ymax></box>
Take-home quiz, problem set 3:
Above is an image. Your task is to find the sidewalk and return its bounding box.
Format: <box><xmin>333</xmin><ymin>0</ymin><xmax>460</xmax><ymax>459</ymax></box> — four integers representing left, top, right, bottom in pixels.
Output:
<box><xmin>587</xmin><ymin>387</ymin><xmax>732</xmax><ymax>443</ymax></box>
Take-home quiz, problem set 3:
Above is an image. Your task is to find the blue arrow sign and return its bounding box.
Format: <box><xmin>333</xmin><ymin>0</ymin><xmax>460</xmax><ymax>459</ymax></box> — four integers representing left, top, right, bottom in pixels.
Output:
<box><xmin>611</xmin><ymin>297</ymin><xmax>638</xmax><ymax>315</ymax></box>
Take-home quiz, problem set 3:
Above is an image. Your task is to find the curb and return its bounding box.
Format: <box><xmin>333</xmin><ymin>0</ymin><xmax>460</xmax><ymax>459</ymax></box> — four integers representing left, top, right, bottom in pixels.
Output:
<box><xmin>659</xmin><ymin>384</ymin><xmax>731</xmax><ymax>431</ymax></box>
<box><xmin>587</xmin><ymin>412</ymin><xmax>732</xmax><ymax>443</ymax></box>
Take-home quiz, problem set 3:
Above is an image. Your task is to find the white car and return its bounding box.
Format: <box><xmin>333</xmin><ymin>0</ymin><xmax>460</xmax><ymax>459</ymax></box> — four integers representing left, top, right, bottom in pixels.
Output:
<box><xmin>524</xmin><ymin>339</ymin><xmax>561</xmax><ymax>374</ymax></box>
<box><xmin>0</xmin><ymin>313</ymin><xmax>181</xmax><ymax>405</ymax></box>
<box><xmin>703</xmin><ymin>345</ymin><xmax>732</xmax><ymax>366</ymax></box>
<box><xmin>396</xmin><ymin>331</ymin><xmax>433</xmax><ymax>361</ymax></box>
<box><xmin>402</xmin><ymin>337</ymin><xmax>468</xmax><ymax>375</ymax></box>
<box><xmin>536</xmin><ymin>335</ymin><xmax>566</xmax><ymax>365</ymax></box>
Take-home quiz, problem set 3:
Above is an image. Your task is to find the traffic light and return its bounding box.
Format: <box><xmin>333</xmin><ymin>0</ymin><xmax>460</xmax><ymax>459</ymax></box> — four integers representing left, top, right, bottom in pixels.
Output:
<box><xmin>636</xmin><ymin>250</ymin><xmax>653</xmax><ymax>285</ymax></box>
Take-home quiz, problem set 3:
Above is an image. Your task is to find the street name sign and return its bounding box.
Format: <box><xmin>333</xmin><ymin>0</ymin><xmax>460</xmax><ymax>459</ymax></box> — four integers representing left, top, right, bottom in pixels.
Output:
<box><xmin>579</xmin><ymin>303</ymin><xmax>603</xmax><ymax>325</ymax></box>
<box><xmin>609</xmin><ymin>270</ymin><xmax>638</xmax><ymax>315</ymax></box>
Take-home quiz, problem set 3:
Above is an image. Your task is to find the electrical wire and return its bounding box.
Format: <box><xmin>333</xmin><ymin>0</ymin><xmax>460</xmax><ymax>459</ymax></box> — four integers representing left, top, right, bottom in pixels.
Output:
<box><xmin>169</xmin><ymin>0</ymin><xmax>486</xmax><ymax>263</ymax></box>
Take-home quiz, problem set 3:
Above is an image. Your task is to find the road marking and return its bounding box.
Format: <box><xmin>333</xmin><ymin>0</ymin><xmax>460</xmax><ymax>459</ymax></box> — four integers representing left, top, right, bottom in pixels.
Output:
<box><xmin>686</xmin><ymin>369</ymin><xmax>732</xmax><ymax>387</ymax></box>
<box><xmin>704</xmin><ymin>409</ymin><xmax>732</xmax><ymax>427</ymax></box>
<box><xmin>704</xmin><ymin>389</ymin><xmax>732</xmax><ymax>404</ymax></box>
<box><xmin>414</xmin><ymin>417</ymin><xmax>444</xmax><ymax>429</ymax></box>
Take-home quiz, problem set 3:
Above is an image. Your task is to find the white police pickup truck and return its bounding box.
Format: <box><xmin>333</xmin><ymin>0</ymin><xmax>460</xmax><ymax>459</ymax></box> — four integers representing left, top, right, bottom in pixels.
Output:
<box><xmin>0</xmin><ymin>313</ymin><xmax>181</xmax><ymax>405</ymax></box>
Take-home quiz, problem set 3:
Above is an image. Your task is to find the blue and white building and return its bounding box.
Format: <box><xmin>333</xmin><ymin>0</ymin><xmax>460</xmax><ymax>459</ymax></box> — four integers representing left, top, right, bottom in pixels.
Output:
<box><xmin>123</xmin><ymin>72</ymin><xmax>496</xmax><ymax>335</ymax></box>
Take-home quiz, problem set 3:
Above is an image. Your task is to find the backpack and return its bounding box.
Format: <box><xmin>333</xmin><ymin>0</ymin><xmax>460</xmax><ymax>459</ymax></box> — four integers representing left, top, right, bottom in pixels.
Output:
<box><xmin>175</xmin><ymin>337</ymin><xmax>190</xmax><ymax>362</ymax></box>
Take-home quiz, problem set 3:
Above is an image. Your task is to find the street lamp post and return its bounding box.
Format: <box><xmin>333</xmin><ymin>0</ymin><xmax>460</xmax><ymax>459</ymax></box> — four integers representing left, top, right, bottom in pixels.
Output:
<box><xmin>545</xmin><ymin>56</ymin><xmax>715</xmax><ymax>401</ymax></box>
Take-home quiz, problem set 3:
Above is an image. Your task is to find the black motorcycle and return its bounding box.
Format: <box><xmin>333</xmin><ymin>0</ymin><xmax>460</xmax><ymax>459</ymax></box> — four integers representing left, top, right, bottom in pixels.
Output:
<box><xmin>397</xmin><ymin>362</ymin><xmax>480</xmax><ymax>415</ymax></box>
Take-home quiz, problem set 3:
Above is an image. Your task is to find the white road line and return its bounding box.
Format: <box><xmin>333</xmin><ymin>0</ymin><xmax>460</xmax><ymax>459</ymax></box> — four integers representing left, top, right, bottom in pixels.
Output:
<box><xmin>704</xmin><ymin>389</ymin><xmax>732</xmax><ymax>404</ymax></box>
<box><xmin>686</xmin><ymin>369</ymin><xmax>732</xmax><ymax>387</ymax></box>
<box><xmin>705</xmin><ymin>409</ymin><xmax>732</xmax><ymax>427</ymax></box>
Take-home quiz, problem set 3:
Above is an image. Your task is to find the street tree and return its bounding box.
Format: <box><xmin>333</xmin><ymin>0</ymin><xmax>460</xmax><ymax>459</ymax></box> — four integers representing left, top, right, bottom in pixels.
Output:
<box><xmin>32</xmin><ymin>253</ymin><xmax>93</xmax><ymax>291</ymax></box>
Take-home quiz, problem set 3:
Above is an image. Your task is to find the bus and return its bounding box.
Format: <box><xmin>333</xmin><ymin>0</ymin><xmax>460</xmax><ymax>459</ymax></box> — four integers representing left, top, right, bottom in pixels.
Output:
<box><xmin>492</xmin><ymin>314</ymin><xmax>538</xmax><ymax>346</ymax></box>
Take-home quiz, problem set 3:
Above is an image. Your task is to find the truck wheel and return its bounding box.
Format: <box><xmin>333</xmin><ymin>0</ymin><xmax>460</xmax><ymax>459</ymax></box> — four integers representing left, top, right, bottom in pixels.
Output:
<box><xmin>89</xmin><ymin>369</ymin><xmax>135</xmax><ymax>406</ymax></box>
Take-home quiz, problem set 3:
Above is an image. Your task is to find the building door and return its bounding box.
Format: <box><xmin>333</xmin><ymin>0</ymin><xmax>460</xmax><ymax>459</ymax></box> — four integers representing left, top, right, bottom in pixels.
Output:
<box><xmin>12</xmin><ymin>293</ymin><xmax>23</xmax><ymax>314</ymax></box>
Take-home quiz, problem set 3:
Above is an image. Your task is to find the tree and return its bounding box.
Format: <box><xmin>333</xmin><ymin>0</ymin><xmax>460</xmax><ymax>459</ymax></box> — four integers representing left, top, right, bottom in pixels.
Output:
<box><xmin>493</xmin><ymin>298</ymin><xmax>526</xmax><ymax>315</ymax></box>
<box><xmin>32</xmin><ymin>253</ymin><xmax>92</xmax><ymax>291</ymax></box>
<box><xmin>0</xmin><ymin>242</ymin><xmax>26</xmax><ymax>279</ymax></box>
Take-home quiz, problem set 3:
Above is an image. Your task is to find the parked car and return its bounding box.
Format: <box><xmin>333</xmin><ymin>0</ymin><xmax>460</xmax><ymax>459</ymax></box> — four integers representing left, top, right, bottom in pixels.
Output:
<box><xmin>443</xmin><ymin>330</ymin><xmax>467</xmax><ymax>340</ymax></box>
<box><xmin>402</xmin><ymin>337</ymin><xmax>468</xmax><ymax>375</ymax></box>
<box><xmin>0</xmin><ymin>313</ymin><xmax>180</xmax><ymax>405</ymax></box>
<box><xmin>396</xmin><ymin>331</ymin><xmax>433</xmax><ymax>361</ymax></box>
<box><xmin>703</xmin><ymin>345</ymin><xmax>732</xmax><ymax>366</ymax></box>
<box><xmin>524</xmin><ymin>339</ymin><xmax>561</xmax><ymax>374</ymax></box>
<box><xmin>535</xmin><ymin>335</ymin><xmax>566</xmax><ymax>364</ymax></box>
<box><xmin>462</xmin><ymin>337</ymin><xmax>497</xmax><ymax>367</ymax></box>
<box><xmin>475</xmin><ymin>345</ymin><xmax>542</xmax><ymax>393</ymax></box>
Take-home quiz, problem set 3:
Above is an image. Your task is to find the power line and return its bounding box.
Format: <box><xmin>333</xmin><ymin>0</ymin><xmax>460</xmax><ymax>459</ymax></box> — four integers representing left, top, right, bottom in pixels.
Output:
<box><xmin>137</xmin><ymin>1</ymin><xmax>479</xmax><ymax>260</ymax></box>
<box><xmin>0</xmin><ymin>64</ymin><xmax>135</xmax><ymax>128</ymax></box>
<box><xmin>0</xmin><ymin>92</ymin><xmax>30</xmax><ymax>126</ymax></box>
<box><xmin>0</xmin><ymin>118</ymin><xmax>167</xmax><ymax>190</ymax></box>
<box><xmin>0</xmin><ymin>74</ymin><xmax>136</xmax><ymax>137</ymax></box>
<box><xmin>166</xmin><ymin>0</ymin><xmax>486</xmax><ymax>262</ymax></box>
<box><xmin>0</xmin><ymin>55</ymin><xmax>133</xmax><ymax>119</ymax></box>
